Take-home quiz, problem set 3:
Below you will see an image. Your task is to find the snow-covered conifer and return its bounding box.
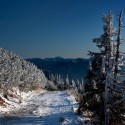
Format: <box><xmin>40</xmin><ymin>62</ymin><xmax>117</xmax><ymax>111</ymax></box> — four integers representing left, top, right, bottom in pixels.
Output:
<box><xmin>0</xmin><ymin>48</ymin><xmax>47</xmax><ymax>93</ymax></box>
<box><xmin>78</xmin><ymin>11</ymin><xmax>123</xmax><ymax>125</ymax></box>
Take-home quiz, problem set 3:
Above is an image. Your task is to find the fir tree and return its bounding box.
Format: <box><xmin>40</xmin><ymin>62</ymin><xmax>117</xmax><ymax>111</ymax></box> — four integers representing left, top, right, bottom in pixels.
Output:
<box><xmin>79</xmin><ymin>10</ymin><xmax>125</xmax><ymax>125</ymax></box>
<box><xmin>107</xmin><ymin>10</ymin><xmax>125</xmax><ymax>125</ymax></box>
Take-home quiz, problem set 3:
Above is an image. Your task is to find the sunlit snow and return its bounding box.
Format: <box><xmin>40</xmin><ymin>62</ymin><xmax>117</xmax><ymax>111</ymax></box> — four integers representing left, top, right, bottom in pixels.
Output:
<box><xmin>0</xmin><ymin>90</ymin><xmax>90</xmax><ymax>125</ymax></box>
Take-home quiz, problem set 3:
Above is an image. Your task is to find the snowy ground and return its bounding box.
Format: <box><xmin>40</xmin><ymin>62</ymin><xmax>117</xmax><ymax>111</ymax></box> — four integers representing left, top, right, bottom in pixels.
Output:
<box><xmin>0</xmin><ymin>90</ymin><xmax>90</xmax><ymax>125</ymax></box>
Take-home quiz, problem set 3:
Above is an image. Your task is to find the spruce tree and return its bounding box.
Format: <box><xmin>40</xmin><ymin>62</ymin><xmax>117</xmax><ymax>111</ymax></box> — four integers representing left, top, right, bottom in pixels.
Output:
<box><xmin>107</xmin><ymin>10</ymin><xmax>125</xmax><ymax>125</ymax></box>
<box><xmin>78</xmin><ymin>12</ymin><xmax>124</xmax><ymax>125</ymax></box>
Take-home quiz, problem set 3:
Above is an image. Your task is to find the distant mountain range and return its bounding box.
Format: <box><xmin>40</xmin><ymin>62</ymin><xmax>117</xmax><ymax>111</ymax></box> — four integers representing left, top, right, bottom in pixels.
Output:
<box><xmin>26</xmin><ymin>57</ymin><xmax>90</xmax><ymax>81</ymax></box>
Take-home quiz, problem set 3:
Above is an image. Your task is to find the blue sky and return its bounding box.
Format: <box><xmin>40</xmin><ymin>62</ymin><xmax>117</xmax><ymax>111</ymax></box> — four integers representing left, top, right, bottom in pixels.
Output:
<box><xmin>0</xmin><ymin>0</ymin><xmax>125</xmax><ymax>58</ymax></box>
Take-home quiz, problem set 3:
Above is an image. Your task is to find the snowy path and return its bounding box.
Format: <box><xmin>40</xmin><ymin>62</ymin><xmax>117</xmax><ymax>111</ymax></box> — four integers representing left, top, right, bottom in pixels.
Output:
<box><xmin>0</xmin><ymin>91</ymin><xmax>88</xmax><ymax>125</ymax></box>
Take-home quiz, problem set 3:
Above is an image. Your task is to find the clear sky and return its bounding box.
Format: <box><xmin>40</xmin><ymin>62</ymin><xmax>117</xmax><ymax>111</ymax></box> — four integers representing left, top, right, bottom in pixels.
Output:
<box><xmin>0</xmin><ymin>0</ymin><xmax>125</xmax><ymax>59</ymax></box>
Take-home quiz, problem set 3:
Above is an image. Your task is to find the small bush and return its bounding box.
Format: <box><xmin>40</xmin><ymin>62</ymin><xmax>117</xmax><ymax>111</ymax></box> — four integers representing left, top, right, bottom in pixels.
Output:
<box><xmin>59</xmin><ymin>117</ymin><xmax>65</xmax><ymax>122</ymax></box>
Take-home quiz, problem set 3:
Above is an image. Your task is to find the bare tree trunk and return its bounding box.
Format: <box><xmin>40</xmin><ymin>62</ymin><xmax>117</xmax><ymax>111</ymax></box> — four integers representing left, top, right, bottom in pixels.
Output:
<box><xmin>114</xmin><ymin>10</ymin><xmax>123</xmax><ymax>76</ymax></box>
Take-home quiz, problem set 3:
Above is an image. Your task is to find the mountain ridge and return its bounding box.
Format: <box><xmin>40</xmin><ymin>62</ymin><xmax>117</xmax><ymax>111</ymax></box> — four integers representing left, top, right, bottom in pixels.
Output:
<box><xmin>26</xmin><ymin>57</ymin><xmax>90</xmax><ymax>81</ymax></box>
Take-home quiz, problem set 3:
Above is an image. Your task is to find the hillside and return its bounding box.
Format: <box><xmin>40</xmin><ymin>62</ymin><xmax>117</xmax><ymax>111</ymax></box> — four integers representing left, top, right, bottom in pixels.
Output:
<box><xmin>0</xmin><ymin>48</ymin><xmax>90</xmax><ymax>124</ymax></box>
<box><xmin>0</xmin><ymin>48</ymin><xmax>47</xmax><ymax>93</ymax></box>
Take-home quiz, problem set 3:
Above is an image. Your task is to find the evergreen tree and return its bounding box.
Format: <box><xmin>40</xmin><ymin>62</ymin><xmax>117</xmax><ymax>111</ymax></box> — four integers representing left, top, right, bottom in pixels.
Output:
<box><xmin>0</xmin><ymin>48</ymin><xmax>47</xmax><ymax>93</ymax></box>
<box><xmin>79</xmin><ymin>10</ymin><xmax>125</xmax><ymax>125</ymax></box>
<box><xmin>71</xmin><ymin>79</ymin><xmax>76</xmax><ymax>89</ymax></box>
<box><xmin>107</xmin><ymin>10</ymin><xmax>125</xmax><ymax>125</ymax></box>
<box><xmin>64</xmin><ymin>74</ymin><xmax>69</xmax><ymax>89</ymax></box>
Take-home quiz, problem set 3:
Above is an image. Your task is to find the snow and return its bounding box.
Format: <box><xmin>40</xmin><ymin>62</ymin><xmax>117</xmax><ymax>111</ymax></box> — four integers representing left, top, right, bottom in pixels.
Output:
<box><xmin>0</xmin><ymin>90</ymin><xmax>91</xmax><ymax>125</ymax></box>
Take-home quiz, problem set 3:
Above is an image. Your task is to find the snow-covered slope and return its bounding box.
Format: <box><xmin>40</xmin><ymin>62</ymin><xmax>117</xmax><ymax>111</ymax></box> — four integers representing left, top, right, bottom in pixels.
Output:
<box><xmin>0</xmin><ymin>90</ymin><xmax>90</xmax><ymax>125</ymax></box>
<box><xmin>0</xmin><ymin>48</ymin><xmax>47</xmax><ymax>93</ymax></box>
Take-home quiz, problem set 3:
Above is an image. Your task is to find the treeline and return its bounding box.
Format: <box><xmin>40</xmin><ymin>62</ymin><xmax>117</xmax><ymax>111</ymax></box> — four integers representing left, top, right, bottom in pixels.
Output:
<box><xmin>0</xmin><ymin>48</ymin><xmax>85</xmax><ymax>95</ymax></box>
<box><xmin>48</xmin><ymin>73</ymin><xmax>84</xmax><ymax>93</ymax></box>
<box><xmin>0</xmin><ymin>48</ymin><xmax>47</xmax><ymax>94</ymax></box>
